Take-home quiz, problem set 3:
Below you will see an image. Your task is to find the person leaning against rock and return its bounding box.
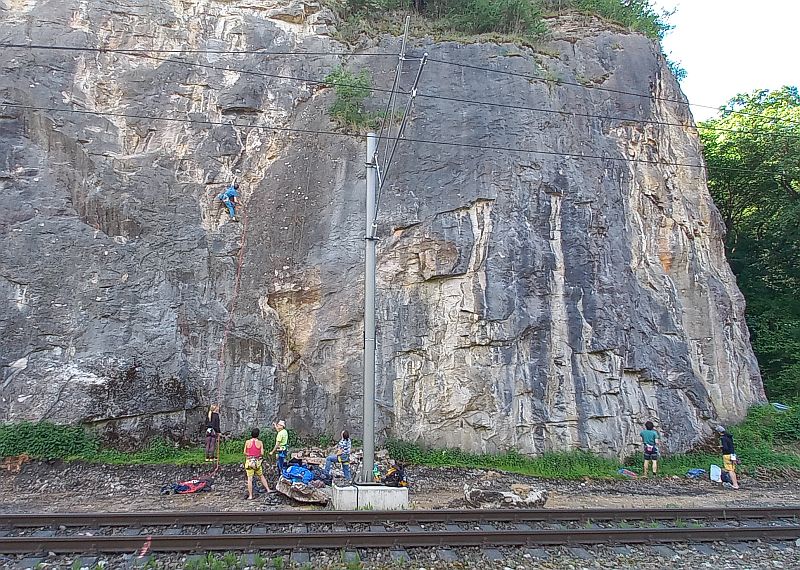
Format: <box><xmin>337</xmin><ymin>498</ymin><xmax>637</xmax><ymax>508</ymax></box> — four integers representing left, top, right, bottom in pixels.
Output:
<box><xmin>716</xmin><ymin>425</ymin><xmax>740</xmax><ymax>489</ymax></box>
<box><xmin>640</xmin><ymin>421</ymin><xmax>661</xmax><ymax>477</ymax></box>
<box><xmin>243</xmin><ymin>428</ymin><xmax>272</xmax><ymax>500</ymax></box>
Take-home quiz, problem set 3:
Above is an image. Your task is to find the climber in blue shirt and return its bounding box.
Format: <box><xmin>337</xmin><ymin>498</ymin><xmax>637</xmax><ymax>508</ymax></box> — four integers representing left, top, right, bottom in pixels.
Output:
<box><xmin>217</xmin><ymin>182</ymin><xmax>240</xmax><ymax>221</ymax></box>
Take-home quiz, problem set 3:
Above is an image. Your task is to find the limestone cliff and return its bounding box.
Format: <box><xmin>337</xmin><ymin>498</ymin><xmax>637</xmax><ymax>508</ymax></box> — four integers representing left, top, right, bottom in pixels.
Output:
<box><xmin>0</xmin><ymin>0</ymin><xmax>763</xmax><ymax>457</ymax></box>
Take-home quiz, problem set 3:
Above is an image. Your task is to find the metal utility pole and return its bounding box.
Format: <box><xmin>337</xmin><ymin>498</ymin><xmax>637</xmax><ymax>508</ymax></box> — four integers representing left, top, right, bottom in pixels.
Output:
<box><xmin>361</xmin><ymin>132</ymin><xmax>378</xmax><ymax>483</ymax></box>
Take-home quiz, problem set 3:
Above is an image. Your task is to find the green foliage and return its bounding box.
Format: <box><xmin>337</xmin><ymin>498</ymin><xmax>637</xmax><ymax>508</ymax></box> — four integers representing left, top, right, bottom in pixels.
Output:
<box><xmin>325</xmin><ymin>66</ymin><xmax>378</xmax><ymax>131</ymax></box>
<box><xmin>549</xmin><ymin>0</ymin><xmax>672</xmax><ymax>40</ymax></box>
<box><xmin>700</xmin><ymin>86</ymin><xmax>800</xmax><ymax>401</ymax></box>
<box><xmin>0</xmin><ymin>421</ymin><xmax>98</xmax><ymax>459</ymax></box>
<box><xmin>386</xmin><ymin>438</ymin><xmax>621</xmax><ymax>478</ymax></box>
<box><xmin>327</xmin><ymin>0</ymin><xmax>671</xmax><ymax>45</ymax></box>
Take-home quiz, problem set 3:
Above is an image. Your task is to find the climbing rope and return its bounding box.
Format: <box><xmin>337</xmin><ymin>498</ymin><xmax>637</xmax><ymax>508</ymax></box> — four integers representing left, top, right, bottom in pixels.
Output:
<box><xmin>201</xmin><ymin>186</ymin><xmax>250</xmax><ymax>476</ymax></box>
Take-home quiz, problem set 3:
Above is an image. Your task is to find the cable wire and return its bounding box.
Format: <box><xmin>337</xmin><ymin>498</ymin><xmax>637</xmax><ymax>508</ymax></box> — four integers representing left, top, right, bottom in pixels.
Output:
<box><xmin>3</xmin><ymin>44</ymin><xmax>797</xmax><ymax>141</ymax></box>
<box><xmin>424</xmin><ymin>56</ymin><xmax>800</xmax><ymax>128</ymax></box>
<box><xmin>0</xmin><ymin>101</ymin><xmax>792</xmax><ymax>177</ymax></box>
<box><xmin>0</xmin><ymin>42</ymin><xmax>397</xmax><ymax>57</ymax></box>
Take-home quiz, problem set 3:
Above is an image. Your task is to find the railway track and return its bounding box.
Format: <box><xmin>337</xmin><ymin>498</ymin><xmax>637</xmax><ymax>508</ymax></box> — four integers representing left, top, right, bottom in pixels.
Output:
<box><xmin>0</xmin><ymin>507</ymin><xmax>799</xmax><ymax>554</ymax></box>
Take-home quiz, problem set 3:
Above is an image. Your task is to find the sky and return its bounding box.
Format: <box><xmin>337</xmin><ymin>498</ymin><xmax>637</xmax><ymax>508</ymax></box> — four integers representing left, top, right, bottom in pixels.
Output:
<box><xmin>653</xmin><ymin>0</ymin><xmax>799</xmax><ymax>121</ymax></box>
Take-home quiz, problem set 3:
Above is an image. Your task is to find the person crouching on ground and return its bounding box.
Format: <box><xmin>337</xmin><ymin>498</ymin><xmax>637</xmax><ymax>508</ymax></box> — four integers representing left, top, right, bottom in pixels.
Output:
<box><xmin>270</xmin><ymin>420</ymin><xmax>288</xmax><ymax>475</ymax></box>
<box><xmin>716</xmin><ymin>425</ymin><xmax>740</xmax><ymax>489</ymax></box>
<box><xmin>243</xmin><ymin>428</ymin><xmax>272</xmax><ymax>499</ymax></box>
<box><xmin>324</xmin><ymin>430</ymin><xmax>352</xmax><ymax>481</ymax></box>
<box><xmin>205</xmin><ymin>404</ymin><xmax>221</xmax><ymax>462</ymax></box>
<box><xmin>640</xmin><ymin>421</ymin><xmax>660</xmax><ymax>477</ymax></box>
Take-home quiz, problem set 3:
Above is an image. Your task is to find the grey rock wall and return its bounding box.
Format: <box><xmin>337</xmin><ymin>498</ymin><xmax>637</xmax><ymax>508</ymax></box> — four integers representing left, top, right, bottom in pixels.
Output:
<box><xmin>0</xmin><ymin>1</ymin><xmax>763</xmax><ymax>457</ymax></box>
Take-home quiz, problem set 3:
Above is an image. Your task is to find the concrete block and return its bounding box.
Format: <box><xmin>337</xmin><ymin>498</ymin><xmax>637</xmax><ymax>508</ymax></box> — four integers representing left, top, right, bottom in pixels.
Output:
<box><xmin>331</xmin><ymin>483</ymin><xmax>408</xmax><ymax>511</ymax></box>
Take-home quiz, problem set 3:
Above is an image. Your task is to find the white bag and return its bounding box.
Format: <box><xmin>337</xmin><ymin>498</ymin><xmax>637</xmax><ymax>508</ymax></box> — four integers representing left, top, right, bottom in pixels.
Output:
<box><xmin>710</xmin><ymin>464</ymin><xmax>722</xmax><ymax>482</ymax></box>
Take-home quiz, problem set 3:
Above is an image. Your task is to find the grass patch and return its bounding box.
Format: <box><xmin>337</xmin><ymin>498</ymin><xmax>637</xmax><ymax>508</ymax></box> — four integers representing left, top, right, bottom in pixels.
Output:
<box><xmin>2</xmin><ymin>404</ymin><xmax>797</xmax><ymax>477</ymax></box>
<box><xmin>390</xmin><ymin>403</ymin><xmax>800</xmax><ymax>479</ymax></box>
<box><xmin>386</xmin><ymin>439</ymin><xmax>621</xmax><ymax>478</ymax></box>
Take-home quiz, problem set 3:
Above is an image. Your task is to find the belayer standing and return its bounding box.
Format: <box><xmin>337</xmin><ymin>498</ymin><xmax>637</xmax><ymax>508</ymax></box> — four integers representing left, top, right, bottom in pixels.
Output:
<box><xmin>640</xmin><ymin>421</ymin><xmax>661</xmax><ymax>478</ymax></box>
<box><xmin>716</xmin><ymin>425</ymin><xmax>740</xmax><ymax>489</ymax></box>
<box><xmin>270</xmin><ymin>420</ymin><xmax>289</xmax><ymax>475</ymax></box>
<box><xmin>243</xmin><ymin>428</ymin><xmax>272</xmax><ymax>499</ymax></box>
<box><xmin>217</xmin><ymin>182</ymin><xmax>240</xmax><ymax>222</ymax></box>
<box><xmin>205</xmin><ymin>404</ymin><xmax>221</xmax><ymax>462</ymax></box>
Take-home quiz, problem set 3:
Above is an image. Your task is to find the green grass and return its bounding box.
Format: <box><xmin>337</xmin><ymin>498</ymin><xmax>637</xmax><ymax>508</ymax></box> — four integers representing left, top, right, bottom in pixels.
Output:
<box><xmin>2</xmin><ymin>404</ymin><xmax>798</xmax><ymax>478</ymax></box>
<box><xmin>386</xmin><ymin>439</ymin><xmax>622</xmax><ymax>478</ymax></box>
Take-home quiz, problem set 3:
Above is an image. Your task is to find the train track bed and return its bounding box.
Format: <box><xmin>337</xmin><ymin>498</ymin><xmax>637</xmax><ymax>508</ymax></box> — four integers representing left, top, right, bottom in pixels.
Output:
<box><xmin>2</xmin><ymin>540</ymin><xmax>799</xmax><ymax>570</ymax></box>
<box><xmin>0</xmin><ymin>508</ymin><xmax>798</xmax><ymax>568</ymax></box>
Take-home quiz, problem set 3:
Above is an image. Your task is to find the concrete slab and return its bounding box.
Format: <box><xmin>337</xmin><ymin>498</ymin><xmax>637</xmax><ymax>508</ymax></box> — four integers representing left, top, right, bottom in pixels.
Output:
<box><xmin>252</xmin><ymin>526</ymin><xmax>267</xmax><ymax>535</ymax></box>
<box><xmin>78</xmin><ymin>556</ymin><xmax>98</xmax><ymax>569</ymax></box>
<box><xmin>527</xmin><ymin>548</ymin><xmax>549</xmax><ymax>559</ymax></box>
<box><xmin>31</xmin><ymin>530</ymin><xmax>55</xmax><ymax>537</ymax></box>
<box><xmin>331</xmin><ymin>483</ymin><xmax>408</xmax><ymax>511</ymax></box>
<box><xmin>15</xmin><ymin>558</ymin><xmax>42</xmax><ymax>570</ymax></box>
<box><xmin>514</xmin><ymin>523</ymin><xmax>531</xmax><ymax>531</ymax></box>
<box><xmin>483</xmin><ymin>548</ymin><xmax>505</xmax><ymax>561</ymax></box>
<box><xmin>343</xmin><ymin>551</ymin><xmax>360</xmax><ymax>563</ymax></box>
<box><xmin>610</xmin><ymin>546</ymin><xmax>632</xmax><ymax>556</ymax></box>
<box><xmin>390</xmin><ymin>549</ymin><xmax>410</xmax><ymax>561</ymax></box>
<box><xmin>206</xmin><ymin>526</ymin><xmax>224</xmax><ymax>536</ymax></box>
<box><xmin>437</xmin><ymin>549</ymin><xmax>459</xmax><ymax>562</ymax></box>
<box><xmin>567</xmin><ymin>547</ymin><xmax>593</xmax><ymax>560</ymax></box>
<box><xmin>123</xmin><ymin>528</ymin><xmax>141</xmax><ymax>536</ymax></box>
<box><xmin>690</xmin><ymin>544</ymin><xmax>716</xmax><ymax>556</ymax></box>
<box><xmin>290</xmin><ymin>551</ymin><xmax>310</xmax><ymax>564</ymax></box>
<box><xmin>730</xmin><ymin>543</ymin><xmax>751</xmax><ymax>553</ymax></box>
<box><xmin>163</xmin><ymin>527</ymin><xmax>183</xmax><ymax>535</ymax></box>
<box><xmin>651</xmin><ymin>545</ymin><xmax>675</xmax><ymax>557</ymax></box>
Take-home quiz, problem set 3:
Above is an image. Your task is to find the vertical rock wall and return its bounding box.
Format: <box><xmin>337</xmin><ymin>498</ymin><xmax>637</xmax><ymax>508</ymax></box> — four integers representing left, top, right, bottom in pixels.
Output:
<box><xmin>0</xmin><ymin>2</ymin><xmax>762</xmax><ymax>456</ymax></box>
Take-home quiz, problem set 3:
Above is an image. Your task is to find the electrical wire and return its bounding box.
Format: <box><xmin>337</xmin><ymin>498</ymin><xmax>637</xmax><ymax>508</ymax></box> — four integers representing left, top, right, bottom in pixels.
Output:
<box><xmin>0</xmin><ymin>44</ymin><xmax>800</xmax><ymax>139</ymax></box>
<box><xmin>1</xmin><ymin>101</ymin><xmax>791</xmax><ymax>178</ymax></box>
<box><xmin>0</xmin><ymin>42</ymin><xmax>397</xmax><ymax>57</ymax></box>
<box><xmin>424</xmin><ymin>56</ymin><xmax>800</xmax><ymax>128</ymax></box>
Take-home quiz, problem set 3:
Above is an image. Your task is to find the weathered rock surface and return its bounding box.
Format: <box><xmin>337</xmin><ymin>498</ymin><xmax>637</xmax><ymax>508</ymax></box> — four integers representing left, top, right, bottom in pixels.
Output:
<box><xmin>464</xmin><ymin>483</ymin><xmax>548</xmax><ymax>509</ymax></box>
<box><xmin>0</xmin><ymin>1</ymin><xmax>763</xmax><ymax>457</ymax></box>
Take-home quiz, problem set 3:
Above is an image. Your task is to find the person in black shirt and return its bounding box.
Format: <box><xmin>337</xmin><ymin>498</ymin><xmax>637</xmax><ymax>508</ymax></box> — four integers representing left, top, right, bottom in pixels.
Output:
<box><xmin>205</xmin><ymin>404</ymin><xmax>221</xmax><ymax>462</ymax></box>
<box><xmin>716</xmin><ymin>425</ymin><xmax>739</xmax><ymax>489</ymax></box>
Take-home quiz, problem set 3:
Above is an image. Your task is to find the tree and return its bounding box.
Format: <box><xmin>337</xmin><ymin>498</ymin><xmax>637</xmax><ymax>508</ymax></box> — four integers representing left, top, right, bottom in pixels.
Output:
<box><xmin>700</xmin><ymin>86</ymin><xmax>800</xmax><ymax>401</ymax></box>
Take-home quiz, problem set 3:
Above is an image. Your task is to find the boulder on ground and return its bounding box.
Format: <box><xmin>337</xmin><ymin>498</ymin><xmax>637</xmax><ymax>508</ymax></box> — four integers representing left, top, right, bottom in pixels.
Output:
<box><xmin>276</xmin><ymin>476</ymin><xmax>330</xmax><ymax>504</ymax></box>
<box><xmin>464</xmin><ymin>483</ymin><xmax>548</xmax><ymax>509</ymax></box>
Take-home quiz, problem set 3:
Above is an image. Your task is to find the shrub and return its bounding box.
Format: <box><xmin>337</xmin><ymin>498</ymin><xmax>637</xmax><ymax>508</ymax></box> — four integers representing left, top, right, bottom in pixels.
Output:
<box><xmin>325</xmin><ymin>66</ymin><xmax>378</xmax><ymax>130</ymax></box>
<box><xmin>0</xmin><ymin>421</ymin><xmax>98</xmax><ymax>459</ymax></box>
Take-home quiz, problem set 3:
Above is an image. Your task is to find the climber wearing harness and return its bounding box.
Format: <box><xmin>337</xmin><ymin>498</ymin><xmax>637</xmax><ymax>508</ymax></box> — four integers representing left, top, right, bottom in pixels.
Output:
<box><xmin>217</xmin><ymin>182</ymin><xmax>241</xmax><ymax>222</ymax></box>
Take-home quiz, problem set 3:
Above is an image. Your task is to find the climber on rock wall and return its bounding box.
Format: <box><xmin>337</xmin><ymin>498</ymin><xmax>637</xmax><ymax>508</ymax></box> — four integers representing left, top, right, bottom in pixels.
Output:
<box><xmin>217</xmin><ymin>182</ymin><xmax>241</xmax><ymax>222</ymax></box>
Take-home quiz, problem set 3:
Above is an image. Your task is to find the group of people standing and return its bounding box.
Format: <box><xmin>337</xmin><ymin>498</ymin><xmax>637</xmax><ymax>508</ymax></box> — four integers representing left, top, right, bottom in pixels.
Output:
<box><xmin>204</xmin><ymin>405</ymin><xmax>354</xmax><ymax>499</ymax></box>
<box><xmin>639</xmin><ymin>421</ymin><xmax>739</xmax><ymax>489</ymax></box>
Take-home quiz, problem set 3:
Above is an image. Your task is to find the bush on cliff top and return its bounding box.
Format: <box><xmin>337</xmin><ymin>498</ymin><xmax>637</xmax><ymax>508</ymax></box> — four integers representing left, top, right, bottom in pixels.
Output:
<box><xmin>327</xmin><ymin>0</ymin><xmax>672</xmax><ymax>44</ymax></box>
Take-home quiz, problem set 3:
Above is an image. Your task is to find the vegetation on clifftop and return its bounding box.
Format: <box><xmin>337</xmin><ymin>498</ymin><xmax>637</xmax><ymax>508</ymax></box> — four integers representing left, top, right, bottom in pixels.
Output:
<box><xmin>326</xmin><ymin>0</ymin><xmax>673</xmax><ymax>45</ymax></box>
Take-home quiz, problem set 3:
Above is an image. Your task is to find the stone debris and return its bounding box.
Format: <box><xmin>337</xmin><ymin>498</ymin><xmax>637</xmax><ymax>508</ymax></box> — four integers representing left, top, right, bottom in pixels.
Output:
<box><xmin>464</xmin><ymin>483</ymin><xmax>548</xmax><ymax>509</ymax></box>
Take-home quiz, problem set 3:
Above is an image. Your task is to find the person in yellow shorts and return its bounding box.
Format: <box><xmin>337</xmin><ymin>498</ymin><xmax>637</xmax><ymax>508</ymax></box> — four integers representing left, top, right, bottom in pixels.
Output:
<box><xmin>243</xmin><ymin>428</ymin><xmax>272</xmax><ymax>500</ymax></box>
<box><xmin>716</xmin><ymin>425</ymin><xmax>740</xmax><ymax>489</ymax></box>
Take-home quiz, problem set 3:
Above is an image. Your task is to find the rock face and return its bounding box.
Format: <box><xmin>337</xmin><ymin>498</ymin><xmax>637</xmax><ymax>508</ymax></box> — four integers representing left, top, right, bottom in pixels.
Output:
<box><xmin>0</xmin><ymin>1</ymin><xmax>763</xmax><ymax>457</ymax></box>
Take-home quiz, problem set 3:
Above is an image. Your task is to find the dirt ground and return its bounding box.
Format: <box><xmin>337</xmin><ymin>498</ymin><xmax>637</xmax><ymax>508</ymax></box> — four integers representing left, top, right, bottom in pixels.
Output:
<box><xmin>1</xmin><ymin>460</ymin><xmax>799</xmax><ymax>513</ymax></box>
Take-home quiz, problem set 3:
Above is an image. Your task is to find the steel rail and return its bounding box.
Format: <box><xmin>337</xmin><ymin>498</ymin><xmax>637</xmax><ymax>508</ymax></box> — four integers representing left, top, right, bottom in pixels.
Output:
<box><xmin>3</xmin><ymin>507</ymin><xmax>799</xmax><ymax>528</ymax></box>
<box><xmin>1</xmin><ymin>526</ymin><xmax>799</xmax><ymax>554</ymax></box>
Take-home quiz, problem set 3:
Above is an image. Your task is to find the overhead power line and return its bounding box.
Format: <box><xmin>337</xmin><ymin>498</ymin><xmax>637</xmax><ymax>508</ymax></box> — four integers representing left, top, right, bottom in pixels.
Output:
<box><xmin>0</xmin><ymin>42</ymin><xmax>396</xmax><ymax>57</ymax></box>
<box><xmin>424</xmin><ymin>56</ymin><xmax>800</xmax><ymax>129</ymax></box>
<box><xmin>2</xmin><ymin>44</ymin><xmax>797</xmax><ymax>141</ymax></box>
<box><xmin>0</xmin><ymin>101</ymin><xmax>791</xmax><ymax>178</ymax></box>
